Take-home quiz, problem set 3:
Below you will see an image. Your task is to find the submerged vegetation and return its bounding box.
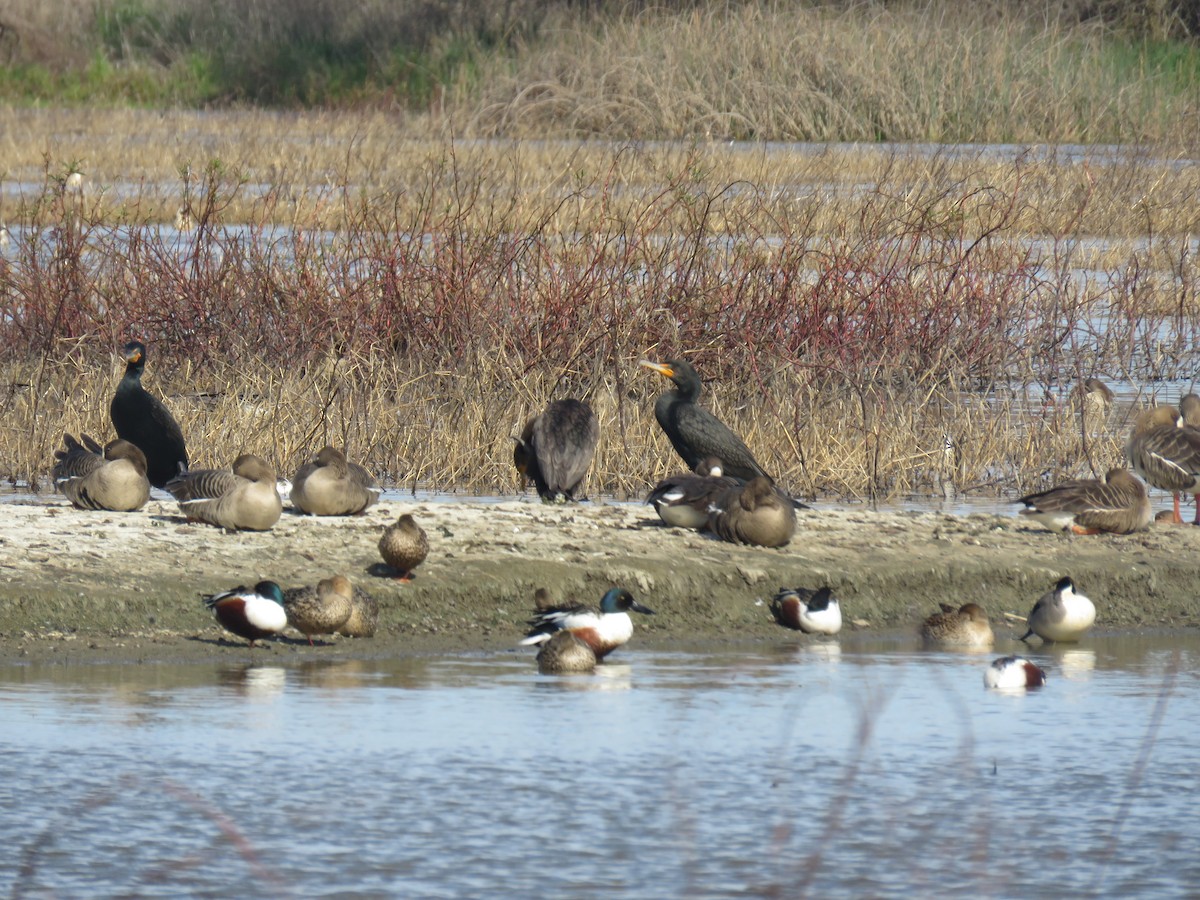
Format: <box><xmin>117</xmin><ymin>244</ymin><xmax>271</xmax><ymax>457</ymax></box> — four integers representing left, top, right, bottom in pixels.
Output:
<box><xmin>0</xmin><ymin>0</ymin><xmax>1199</xmax><ymax>144</ymax></box>
<box><xmin>1</xmin><ymin>125</ymin><xmax>1197</xmax><ymax>499</ymax></box>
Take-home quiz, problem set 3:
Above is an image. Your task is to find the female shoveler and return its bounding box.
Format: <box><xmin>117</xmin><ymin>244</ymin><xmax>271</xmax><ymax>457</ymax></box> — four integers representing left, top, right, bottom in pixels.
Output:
<box><xmin>920</xmin><ymin>602</ymin><xmax>994</xmax><ymax>648</ymax></box>
<box><xmin>519</xmin><ymin>587</ymin><xmax>654</xmax><ymax>659</ymax></box>
<box><xmin>770</xmin><ymin>586</ymin><xmax>842</xmax><ymax>635</ymax></box>
<box><xmin>536</xmin><ymin>631</ymin><xmax>598</xmax><ymax>674</ymax></box>
<box><xmin>378</xmin><ymin>514</ymin><xmax>429</xmax><ymax>581</ymax></box>
<box><xmin>283</xmin><ymin>575</ymin><xmax>354</xmax><ymax>645</ymax></box>
<box><xmin>1020</xmin><ymin>576</ymin><xmax>1096</xmax><ymax>643</ymax></box>
<box><xmin>202</xmin><ymin>581</ymin><xmax>288</xmax><ymax>647</ymax></box>
<box><xmin>984</xmin><ymin>655</ymin><xmax>1048</xmax><ymax>690</ymax></box>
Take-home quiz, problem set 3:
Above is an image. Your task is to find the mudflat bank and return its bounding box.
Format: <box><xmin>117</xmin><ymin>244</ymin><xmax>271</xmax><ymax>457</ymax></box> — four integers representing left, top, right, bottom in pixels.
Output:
<box><xmin>1</xmin><ymin>492</ymin><xmax>1197</xmax><ymax>665</ymax></box>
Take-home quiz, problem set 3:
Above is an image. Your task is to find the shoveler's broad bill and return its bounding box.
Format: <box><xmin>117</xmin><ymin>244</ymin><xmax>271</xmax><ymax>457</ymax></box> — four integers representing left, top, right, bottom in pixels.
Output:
<box><xmin>202</xmin><ymin>581</ymin><xmax>288</xmax><ymax>647</ymax></box>
<box><xmin>520</xmin><ymin>587</ymin><xmax>654</xmax><ymax>659</ymax></box>
<box><xmin>770</xmin><ymin>586</ymin><xmax>842</xmax><ymax>635</ymax></box>
<box><xmin>985</xmin><ymin>655</ymin><xmax>1048</xmax><ymax>690</ymax></box>
<box><xmin>1019</xmin><ymin>576</ymin><xmax>1096</xmax><ymax>643</ymax></box>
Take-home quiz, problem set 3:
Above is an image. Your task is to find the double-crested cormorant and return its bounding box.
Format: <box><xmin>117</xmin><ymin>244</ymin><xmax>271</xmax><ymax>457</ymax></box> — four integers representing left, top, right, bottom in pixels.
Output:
<box><xmin>1015</xmin><ymin>468</ymin><xmax>1151</xmax><ymax>535</ymax></box>
<box><xmin>53</xmin><ymin>434</ymin><xmax>151</xmax><ymax>512</ymax></box>
<box><xmin>165</xmin><ymin>453</ymin><xmax>282</xmax><ymax>531</ymax></box>
<box><xmin>1126</xmin><ymin>402</ymin><xmax>1200</xmax><ymax>524</ymax></box>
<box><xmin>202</xmin><ymin>581</ymin><xmax>288</xmax><ymax>646</ymax></box>
<box><xmin>646</xmin><ymin>456</ymin><xmax>740</xmax><ymax>529</ymax></box>
<box><xmin>519</xmin><ymin>587</ymin><xmax>654</xmax><ymax>660</ymax></box>
<box><xmin>640</xmin><ymin>358</ymin><xmax>769</xmax><ymax>482</ymax></box>
<box><xmin>378</xmin><ymin>514</ymin><xmax>428</xmax><ymax>581</ymax></box>
<box><xmin>1019</xmin><ymin>576</ymin><xmax>1096</xmax><ymax>643</ymax></box>
<box><xmin>984</xmin><ymin>656</ymin><xmax>1048</xmax><ymax>689</ymax></box>
<box><xmin>291</xmin><ymin>446</ymin><xmax>380</xmax><ymax>515</ymax></box>
<box><xmin>283</xmin><ymin>575</ymin><xmax>354</xmax><ymax>645</ymax></box>
<box><xmin>770</xmin><ymin>586</ymin><xmax>842</xmax><ymax>635</ymax></box>
<box><xmin>706</xmin><ymin>476</ymin><xmax>796</xmax><ymax>547</ymax></box>
<box><xmin>514</xmin><ymin>399</ymin><xmax>600</xmax><ymax>502</ymax></box>
<box><xmin>109</xmin><ymin>340</ymin><xmax>189</xmax><ymax>488</ymax></box>
<box><xmin>536</xmin><ymin>631</ymin><xmax>598</xmax><ymax>674</ymax></box>
<box><xmin>919</xmin><ymin>603</ymin><xmax>994</xmax><ymax>648</ymax></box>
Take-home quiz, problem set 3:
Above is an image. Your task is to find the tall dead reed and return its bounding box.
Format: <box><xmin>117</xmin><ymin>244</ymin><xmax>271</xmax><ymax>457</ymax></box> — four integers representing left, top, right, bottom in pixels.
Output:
<box><xmin>1</xmin><ymin>137</ymin><xmax>1192</xmax><ymax>500</ymax></box>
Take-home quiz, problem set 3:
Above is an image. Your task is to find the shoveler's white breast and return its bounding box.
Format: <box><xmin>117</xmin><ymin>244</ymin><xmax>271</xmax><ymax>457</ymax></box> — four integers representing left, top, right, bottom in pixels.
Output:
<box><xmin>799</xmin><ymin>600</ymin><xmax>842</xmax><ymax>635</ymax></box>
<box><xmin>562</xmin><ymin>610</ymin><xmax>634</xmax><ymax>650</ymax></box>
<box><xmin>243</xmin><ymin>596</ymin><xmax>289</xmax><ymax>632</ymax></box>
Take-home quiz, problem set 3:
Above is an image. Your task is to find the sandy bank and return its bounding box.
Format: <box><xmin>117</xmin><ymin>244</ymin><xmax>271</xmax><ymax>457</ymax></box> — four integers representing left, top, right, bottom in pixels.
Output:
<box><xmin>1</xmin><ymin>492</ymin><xmax>1197</xmax><ymax>665</ymax></box>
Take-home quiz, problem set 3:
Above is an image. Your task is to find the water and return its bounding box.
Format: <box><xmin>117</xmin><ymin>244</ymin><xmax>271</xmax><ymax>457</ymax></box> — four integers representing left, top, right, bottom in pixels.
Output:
<box><xmin>2</xmin><ymin>634</ymin><xmax>1197</xmax><ymax>898</ymax></box>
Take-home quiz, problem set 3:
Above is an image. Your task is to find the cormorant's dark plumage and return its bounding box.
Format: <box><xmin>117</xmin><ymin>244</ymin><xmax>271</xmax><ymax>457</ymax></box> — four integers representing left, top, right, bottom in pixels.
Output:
<box><xmin>640</xmin><ymin>359</ymin><xmax>769</xmax><ymax>482</ymax></box>
<box><xmin>514</xmin><ymin>399</ymin><xmax>600</xmax><ymax>502</ymax></box>
<box><xmin>109</xmin><ymin>340</ymin><xmax>188</xmax><ymax>488</ymax></box>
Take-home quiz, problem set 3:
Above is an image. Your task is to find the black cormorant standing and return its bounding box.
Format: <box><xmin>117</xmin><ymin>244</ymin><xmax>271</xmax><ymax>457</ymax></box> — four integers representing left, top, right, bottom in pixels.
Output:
<box><xmin>109</xmin><ymin>340</ymin><xmax>188</xmax><ymax>488</ymax></box>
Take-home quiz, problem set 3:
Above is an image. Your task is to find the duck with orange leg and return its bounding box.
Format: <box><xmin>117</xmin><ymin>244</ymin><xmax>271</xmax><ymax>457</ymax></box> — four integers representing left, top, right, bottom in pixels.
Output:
<box><xmin>1015</xmin><ymin>468</ymin><xmax>1151</xmax><ymax>535</ymax></box>
<box><xmin>378</xmin><ymin>514</ymin><xmax>429</xmax><ymax>582</ymax></box>
<box><xmin>1126</xmin><ymin>399</ymin><xmax>1200</xmax><ymax>525</ymax></box>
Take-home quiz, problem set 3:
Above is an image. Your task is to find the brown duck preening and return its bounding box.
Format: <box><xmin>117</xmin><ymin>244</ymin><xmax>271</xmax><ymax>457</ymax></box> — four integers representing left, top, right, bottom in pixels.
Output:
<box><xmin>920</xmin><ymin>602</ymin><xmax>994</xmax><ymax>648</ymax></box>
<box><xmin>283</xmin><ymin>575</ymin><xmax>354</xmax><ymax>645</ymax></box>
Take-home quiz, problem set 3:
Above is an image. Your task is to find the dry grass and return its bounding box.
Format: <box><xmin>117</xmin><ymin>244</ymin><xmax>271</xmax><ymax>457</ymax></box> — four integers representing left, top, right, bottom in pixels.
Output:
<box><xmin>1</xmin><ymin>116</ymin><xmax>1196</xmax><ymax>500</ymax></box>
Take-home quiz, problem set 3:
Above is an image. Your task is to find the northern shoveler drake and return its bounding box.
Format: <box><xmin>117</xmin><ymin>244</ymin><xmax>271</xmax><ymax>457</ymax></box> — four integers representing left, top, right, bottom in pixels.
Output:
<box><xmin>165</xmin><ymin>453</ymin><xmax>282</xmax><ymax>531</ymax></box>
<box><xmin>1126</xmin><ymin>402</ymin><xmax>1200</xmax><ymax>525</ymax></box>
<box><xmin>1015</xmin><ymin>468</ymin><xmax>1151</xmax><ymax>535</ymax></box>
<box><xmin>338</xmin><ymin>583</ymin><xmax>380</xmax><ymax>638</ymax></box>
<box><xmin>1020</xmin><ymin>576</ymin><xmax>1096</xmax><ymax>643</ymax></box>
<box><xmin>109</xmin><ymin>339</ymin><xmax>189</xmax><ymax>488</ymax></box>
<box><xmin>984</xmin><ymin>655</ymin><xmax>1048</xmax><ymax>690</ymax></box>
<box><xmin>514</xmin><ymin>399</ymin><xmax>600</xmax><ymax>502</ymax></box>
<box><xmin>770</xmin><ymin>586</ymin><xmax>842</xmax><ymax>635</ymax></box>
<box><xmin>920</xmin><ymin>602</ymin><xmax>994</xmax><ymax>648</ymax></box>
<box><xmin>290</xmin><ymin>446</ymin><xmax>380</xmax><ymax>516</ymax></box>
<box><xmin>647</xmin><ymin>456</ymin><xmax>740</xmax><ymax>529</ymax></box>
<box><xmin>53</xmin><ymin>434</ymin><xmax>150</xmax><ymax>512</ymax></box>
<box><xmin>202</xmin><ymin>581</ymin><xmax>288</xmax><ymax>647</ymax></box>
<box><xmin>378</xmin><ymin>513</ymin><xmax>429</xmax><ymax>581</ymax></box>
<box><xmin>283</xmin><ymin>575</ymin><xmax>354</xmax><ymax>645</ymax></box>
<box><xmin>519</xmin><ymin>587</ymin><xmax>655</xmax><ymax>659</ymax></box>
<box><xmin>536</xmin><ymin>631</ymin><xmax>598</xmax><ymax>674</ymax></box>
<box><xmin>707</xmin><ymin>476</ymin><xmax>797</xmax><ymax>548</ymax></box>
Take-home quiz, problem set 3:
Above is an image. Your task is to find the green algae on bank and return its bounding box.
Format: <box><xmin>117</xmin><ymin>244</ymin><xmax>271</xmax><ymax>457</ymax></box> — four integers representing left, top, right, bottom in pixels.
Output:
<box><xmin>0</xmin><ymin>495</ymin><xmax>1198</xmax><ymax>664</ymax></box>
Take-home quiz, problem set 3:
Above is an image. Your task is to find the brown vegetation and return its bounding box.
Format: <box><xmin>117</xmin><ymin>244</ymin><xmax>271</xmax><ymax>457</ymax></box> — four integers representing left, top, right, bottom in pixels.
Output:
<box><xmin>1</xmin><ymin>116</ymin><xmax>1196</xmax><ymax>501</ymax></box>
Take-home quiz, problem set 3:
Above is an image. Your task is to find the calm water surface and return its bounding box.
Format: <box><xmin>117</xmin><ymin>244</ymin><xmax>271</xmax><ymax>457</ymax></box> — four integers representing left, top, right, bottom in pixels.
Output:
<box><xmin>1</xmin><ymin>634</ymin><xmax>1198</xmax><ymax>898</ymax></box>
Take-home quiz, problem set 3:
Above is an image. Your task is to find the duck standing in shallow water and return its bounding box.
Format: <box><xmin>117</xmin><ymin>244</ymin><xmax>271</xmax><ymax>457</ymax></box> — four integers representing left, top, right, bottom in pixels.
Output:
<box><xmin>1015</xmin><ymin>468</ymin><xmax>1151</xmax><ymax>535</ymax></box>
<box><xmin>647</xmin><ymin>456</ymin><xmax>740</xmax><ymax>529</ymax></box>
<box><xmin>283</xmin><ymin>575</ymin><xmax>354</xmax><ymax>645</ymax></box>
<box><xmin>536</xmin><ymin>631</ymin><xmax>598</xmax><ymax>674</ymax></box>
<box><xmin>165</xmin><ymin>453</ymin><xmax>283</xmax><ymax>531</ymax></box>
<box><xmin>53</xmin><ymin>434</ymin><xmax>151</xmax><ymax>512</ymax></box>
<box><xmin>770</xmin><ymin>586</ymin><xmax>842</xmax><ymax>635</ymax></box>
<box><xmin>202</xmin><ymin>581</ymin><xmax>288</xmax><ymax>647</ymax></box>
<box><xmin>985</xmin><ymin>655</ymin><xmax>1048</xmax><ymax>690</ymax></box>
<box><xmin>520</xmin><ymin>587</ymin><xmax>655</xmax><ymax>660</ymax></box>
<box><xmin>707</xmin><ymin>476</ymin><xmax>796</xmax><ymax>548</ymax></box>
<box><xmin>109</xmin><ymin>340</ymin><xmax>189</xmax><ymax>488</ymax></box>
<box><xmin>378</xmin><ymin>513</ymin><xmax>429</xmax><ymax>581</ymax></box>
<box><xmin>921</xmin><ymin>602</ymin><xmax>994</xmax><ymax>648</ymax></box>
<box><xmin>514</xmin><ymin>399</ymin><xmax>600</xmax><ymax>502</ymax></box>
<box><xmin>290</xmin><ymin>446</ymin><xmax>380</xmax><ymax>515</ymax></box>
<box><xmin>1020</xmin><ymin>576</ymin><xmax>1096</xmax><ymax>643</ymax></box>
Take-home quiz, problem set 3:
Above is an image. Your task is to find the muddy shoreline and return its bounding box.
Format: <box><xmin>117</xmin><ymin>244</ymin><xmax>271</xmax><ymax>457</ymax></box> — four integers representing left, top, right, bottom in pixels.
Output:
<box><xmin>1</xmin><ymin>493</ymin><xmax>1198</xmax><ymax>666</ymax></box>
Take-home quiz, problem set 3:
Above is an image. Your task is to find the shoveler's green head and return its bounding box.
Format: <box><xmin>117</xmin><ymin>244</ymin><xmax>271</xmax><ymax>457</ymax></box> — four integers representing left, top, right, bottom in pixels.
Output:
<box><xmin>599</xmin><ymin>587</ymin><xmax>655</xmax><ymax>616</ymax></box>
<box><xmin>254</xmin><ymin>580</ymin><xmax>285</xmax><ymax>606</ymax></box>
